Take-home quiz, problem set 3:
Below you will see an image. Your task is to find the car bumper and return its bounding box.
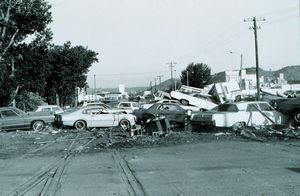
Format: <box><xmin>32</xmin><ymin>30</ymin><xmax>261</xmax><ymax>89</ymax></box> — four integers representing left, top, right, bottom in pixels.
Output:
<box><xmin>190</xmin><ymin>119</ymin><xmax>215</xmax><ymax>126</ymax></box>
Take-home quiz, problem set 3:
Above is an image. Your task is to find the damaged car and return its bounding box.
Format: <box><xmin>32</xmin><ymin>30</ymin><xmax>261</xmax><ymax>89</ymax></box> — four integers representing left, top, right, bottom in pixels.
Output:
<box><xmin>54</xmin><ymin>106</ymin><xmax>136</xmax><ymax>131</ymax></box>
<box><xmin>190</xmin><ymin>101</ymin><xmax>283</xmax><ymax>131</ymax></box>
<box><xmin>133</xmin><ymin>102</ymin><xmax>188</xmax><ymax>126</ymax></box>
<box><xmin>270</xmin><ymin>98</ymin><xmax>300</xmax><ymax>124</ymax></box>
<box><xmin>0</xmin><ymin>107</ymin><xmax>54</xmax><ymax>131</ymax></box>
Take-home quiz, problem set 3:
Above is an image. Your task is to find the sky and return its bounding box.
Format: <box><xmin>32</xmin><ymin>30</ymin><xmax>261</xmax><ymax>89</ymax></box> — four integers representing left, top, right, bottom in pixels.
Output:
<box><xmin>48</xmin><ymin>0</ymin><xmax>300</xmax><ymax>88</ymax></box>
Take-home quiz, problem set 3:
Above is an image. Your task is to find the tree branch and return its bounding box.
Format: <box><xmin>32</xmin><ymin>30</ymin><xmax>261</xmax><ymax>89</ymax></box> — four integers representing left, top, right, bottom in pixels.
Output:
<box><xmin>2</xmin><ymin>28</ymin><xmax>18</xmax><ymax>56</ymax></box>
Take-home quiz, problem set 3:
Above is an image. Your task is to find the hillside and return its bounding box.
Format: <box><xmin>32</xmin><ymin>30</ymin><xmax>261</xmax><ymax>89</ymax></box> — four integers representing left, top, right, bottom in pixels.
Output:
<box><xmin>273</xmin><ymin>65</ymin><xmax>300</xmax><ymax>83</ymax></box>
<box><xmin>87</xmin><ymin>65</ymin><xmax>300</xmax><ymax>94</ymax></box>
<box><xmin>212</xmin><ymin>65</ymin><xmax>300</xmax><ymax>84</ymax></box>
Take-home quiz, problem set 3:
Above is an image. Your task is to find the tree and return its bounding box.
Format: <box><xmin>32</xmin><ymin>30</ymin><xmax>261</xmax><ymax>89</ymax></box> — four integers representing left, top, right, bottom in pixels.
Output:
<box><xmin>0</xmin><ymin>0</ymin><xmax>52</xmax><ymax>106</ymax></box>
<box><xmin>45</xmin><ymin>42</ymin><xmax>98</xmax><ymax>106</ymax></box>
<box><xmin>0</xmin><ymin>0</ymin><xmax>52</xmax><ymax>56</ymax></box>
<box><xmin>180</xmin><ymin>63</ymin><xmax>211</xmax><ymax>88</ymax></box>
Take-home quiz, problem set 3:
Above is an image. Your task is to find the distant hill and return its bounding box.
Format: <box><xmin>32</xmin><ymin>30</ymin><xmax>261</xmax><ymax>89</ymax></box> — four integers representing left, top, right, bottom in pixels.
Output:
<box><xmin>87</xmin><ymin>78</ymin><xmax>182</xmax><ymax>95</ymax></box>
<box><xmin>273</xmin><ymin>65</ymin><xmax>300</xmax><ymax>84</ymax></box>
<box><xmin>87</xmin><ymin>65</ymin><xmax>300</xmax><ymax>94</ymax></box>
<box><xmin>212</xmin><ymin>65</ymin><xmax>300</xmax><ymax>84</ymax></box>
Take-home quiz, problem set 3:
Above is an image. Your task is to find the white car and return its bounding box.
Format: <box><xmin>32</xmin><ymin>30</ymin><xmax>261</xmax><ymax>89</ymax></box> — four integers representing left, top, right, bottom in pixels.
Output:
<box><xmin>116</xmin><ymin>102</ymin><xmax>140</xmax><ymax>114</ymax></box>
<box><xmin>191</xmin><ymin>101</ymin><xmax>283</xmax><ymax>131</ymax></box>
<box><xmin>54</xmin><ymin>106</ymin><xmax>136</xmax><ymax>130</ymax></box>
<box><xmin>35</xmin><ymin>105</ymin><xmax>64</xmax><ymax>114</ymax></box>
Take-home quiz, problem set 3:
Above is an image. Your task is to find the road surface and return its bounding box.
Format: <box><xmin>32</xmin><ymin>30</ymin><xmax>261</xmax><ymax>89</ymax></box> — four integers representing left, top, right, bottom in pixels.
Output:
<box><xmin>1</xmin><ymin>133</ymin><xmax>299</xmax><ymax>196</ymax></box>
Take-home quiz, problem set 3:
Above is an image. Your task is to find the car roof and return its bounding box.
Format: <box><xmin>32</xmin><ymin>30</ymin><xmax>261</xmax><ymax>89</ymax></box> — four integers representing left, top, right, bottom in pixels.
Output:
<box><xmin>38</xmin><ymin>105</ymin><xmax>61</xmax><ymax>108</ymax></box>
<box><xmin>221</xmin><ymin>101</ymin><xmax>271</xmax><ymax>110</ymax></box>
<box><xmin>151</xmin><ymin>102</ymin><xmax>179</xmax><ymax>107</ymax></box>
<box><xmin>0</xmin><ymin>107</ymin><xmax>17</xmax><ymax>111</ymax></box>
<box><xmin>119</xmin><ymin>101</ymin><xmax>137</xmax><ymax>104</ymax></box>
<box><xmin>224</xmin><ymin>101</ymin><xmax>269</xmax><ymax>105</ymax></box>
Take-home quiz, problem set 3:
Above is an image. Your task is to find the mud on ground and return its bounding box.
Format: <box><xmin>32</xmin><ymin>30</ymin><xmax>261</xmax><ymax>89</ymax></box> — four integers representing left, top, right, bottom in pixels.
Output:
<box><xmin>1</xmin><ymin>124</ymin><xmax>299</xmax><ymax>159</ymax></box>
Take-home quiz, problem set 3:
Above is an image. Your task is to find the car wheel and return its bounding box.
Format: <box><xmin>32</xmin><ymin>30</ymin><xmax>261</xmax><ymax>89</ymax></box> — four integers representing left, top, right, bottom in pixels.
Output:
<box><xmin>119</xmin><ymin>119</ymin><xmax>131</xmax><ymax>131</ymax></box>
<box><xmin>74</xmin><ymin>120</ymin><xmax>86</xmax><ymax>130</ymax></box>
<box><xmin>294</xmin><ymin>110</ymin><xmax>300</xmax><ymax>123</ymax></box>
<box><xmin>180</xmin><ymin>99</ymin><xmax>189</xmax><ymax>106</ymax></box>
<box><xmin>31</xmin><ymin>120</ymin><xmax>45</xmax><ymax>132</ymax></box>
<box><xmin>231</xmin><ymin>122</ymin><xmax>244</xmax><ymax>132</ymax></box>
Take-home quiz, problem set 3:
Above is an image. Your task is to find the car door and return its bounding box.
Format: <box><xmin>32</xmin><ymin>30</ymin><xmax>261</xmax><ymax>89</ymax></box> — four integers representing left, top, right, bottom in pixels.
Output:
<box><xmin>258</xmin><ymin>103</ymin><xmax>280</xmax><ymax>124</ymax></box>
<box><xmin>157</xmin><ymin>104</ymin><xmax>186</xmax><ymax>122</ymax></box>
<box><xmin>246</xmin><ymin>103</ymin><xmax>270</xmax><ymax>126</ymax></box>
<box><xmin>0</xmin><ymin>109</ymin><xmax>25</xmax><ymax>130</ymax></box>
<box><xmin>90</xmin><ymin>110</ymin><xmax>115</xmax><ymax>127</ymax></box>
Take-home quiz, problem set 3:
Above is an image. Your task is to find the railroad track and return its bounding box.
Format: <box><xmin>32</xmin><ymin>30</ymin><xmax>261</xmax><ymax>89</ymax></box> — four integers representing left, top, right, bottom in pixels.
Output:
<box><xmin>6</xmin><ymin>128</ymin><xmax>148</xmax><ymax>196</ymax></box>
<box><xmin>112</xmin><ymin>149</ymin><xmax>148</xmax><ymax>196</ymax></box>
<box><xmin>6</xmin><ymin>131</ymin><xmax>96</xmax><ymax>196</ymax></box>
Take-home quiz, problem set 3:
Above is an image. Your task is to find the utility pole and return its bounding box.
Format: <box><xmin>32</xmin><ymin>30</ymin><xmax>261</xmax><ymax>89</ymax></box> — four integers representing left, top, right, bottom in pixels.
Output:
<box><xmin>154</xmin><ymin>77</ymin><xmax>157</xmax><ymax>93</ymax></box>
<box><xmin>186</xmin><ymin>71</ymin><xmax>189</xmax><ymax>86</ymax></box>
<box><xmin>157</xmin><ymin>75</ymin><xmax>163</xmax><ymax>90</ymax></box>
<box><xmin>244</xmin><ymin>17</ymin><xmax>265</xmax><ymax>101</ymax></box>
<box><xmin>93</xmin><ymin>74</ymin><xmax>97</xmax><ymax>101</ymax></box>
<box><xmin>174</xmin><ymin>70</ymin><xmax>177</xmax><ymax>90</ymax></box>
<box><xmin>149</xmin><ymin>81</ymin><xmax>153</xmax><ymax>94</ymax></box>
<box><xmin>166</xmin><ymin>62</ymin><xmax>176</xmax><ymax>91</ymax></box>
<box><xmin>240</xmin><ymin>53</ymin><xmax>243</xmax><ymax>89</ymax></box>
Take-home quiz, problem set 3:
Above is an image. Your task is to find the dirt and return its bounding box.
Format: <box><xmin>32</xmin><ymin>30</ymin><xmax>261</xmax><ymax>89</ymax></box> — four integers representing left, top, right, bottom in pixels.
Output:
<box><xmin>1</xmin><ymin>126</ymin><xmax>300</xmax><ymax>196</ymax></box>
<box><xmin>1</xmin><ymin>124</ymin><xmax>299</xmax><ymax>159</ymax></box>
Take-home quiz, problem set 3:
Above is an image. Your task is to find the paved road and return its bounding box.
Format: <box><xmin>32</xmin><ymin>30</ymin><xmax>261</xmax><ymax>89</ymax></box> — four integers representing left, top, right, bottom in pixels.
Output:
<box><xmin>1</xmin><ymin>140</ymin><xmax>300</xmax><ymax>196</ymax></box>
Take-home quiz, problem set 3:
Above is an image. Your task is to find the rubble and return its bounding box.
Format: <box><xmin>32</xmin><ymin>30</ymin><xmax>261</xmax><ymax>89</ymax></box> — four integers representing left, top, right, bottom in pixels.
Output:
<box><xmin>237</xmin><ymin>125</ymin><xmax>300</xmax><ymax>141</ymax></box>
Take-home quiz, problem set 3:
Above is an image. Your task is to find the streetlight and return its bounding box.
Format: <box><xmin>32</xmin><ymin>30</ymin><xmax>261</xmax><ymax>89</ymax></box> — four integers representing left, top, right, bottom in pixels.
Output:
<box><xmin>229</xmin><ymin>51</ymin><xmax>243</xmax><ymax>89</ymax></box>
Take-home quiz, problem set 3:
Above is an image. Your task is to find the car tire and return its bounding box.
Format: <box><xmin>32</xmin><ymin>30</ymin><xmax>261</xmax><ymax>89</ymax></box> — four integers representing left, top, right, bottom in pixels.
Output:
<box><xmin>119</xmin><ymin>119</ymin><xmax>131</xmax><ymax>131</ymax></box>
<box><xmin>31</xmin><ymin>120</ymin><xmax>45</xmax><ymax>132</ymax></box>
<box><xmin>231</xmin><ymin>122</ymin><xmax>245</xmax><ymax>132</ymax></box>
<box><xmin>294</xmin><ymin>110</ymin><xmax>300</xmax><ymax>123</ymax></box>
<box><xmin>180</xmin><ymin>99</ymin><xmax>189</xmax><ymax>106</ymax></box>
<box><xmin>74</xmin><ymin>120</ymin><xmax>86</xmax><ymax>130</ymax></box>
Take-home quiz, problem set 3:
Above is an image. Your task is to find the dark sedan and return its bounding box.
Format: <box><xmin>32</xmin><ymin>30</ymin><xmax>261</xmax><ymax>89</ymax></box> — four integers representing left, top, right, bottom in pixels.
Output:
<box><xmin>0</xmin><ymin>107</ymin><xmax>54</xmax><ymax>131</ymax></box>
<box><xmin>270</xmin><ymin>98</ymin><xmax>300</xmax><ymax>124</ymax></box>
<box><xmin>133</xmin><ymin>103</ymin><xmax>188</xmax><ymax>125</ymax></box>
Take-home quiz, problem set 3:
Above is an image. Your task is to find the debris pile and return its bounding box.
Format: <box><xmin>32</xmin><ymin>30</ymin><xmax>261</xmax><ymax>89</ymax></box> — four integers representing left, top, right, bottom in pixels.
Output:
<box><xmin>238</xmin><ymin>125</ymin><xmax>300</xmax><ymax>141</ymax></box>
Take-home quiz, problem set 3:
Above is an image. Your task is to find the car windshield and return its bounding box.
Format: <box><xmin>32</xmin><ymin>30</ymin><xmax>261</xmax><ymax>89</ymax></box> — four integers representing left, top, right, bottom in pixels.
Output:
<box><xmin>132</xmin><ymin>102</ymin><xmax>139</xmax><ymax>107</ymax></box>
<box><xmin>13</xmin><ymin>108</ymin><xmax>26</xmax><ymax>115</ymax></box>
<box><xmin>216</xmin><ymin>104</ymin><xmax>238</xmax><ymax>112</ymax></box>
<box><xmin>258</xmin><ymin>103</ymin><xmax>274</xmax><ymax>111</ymax></box>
